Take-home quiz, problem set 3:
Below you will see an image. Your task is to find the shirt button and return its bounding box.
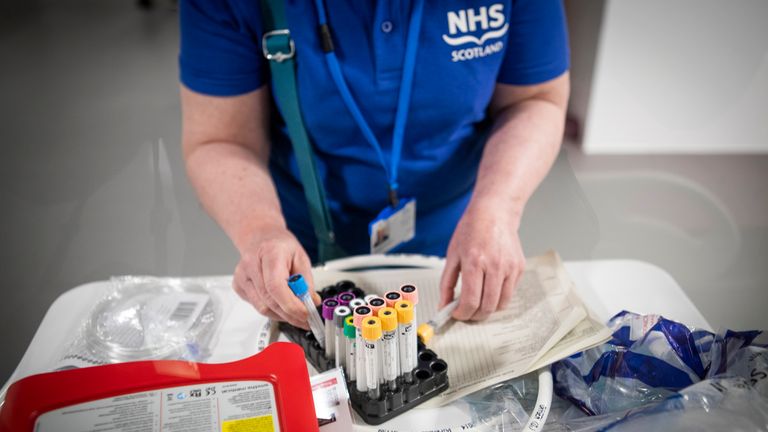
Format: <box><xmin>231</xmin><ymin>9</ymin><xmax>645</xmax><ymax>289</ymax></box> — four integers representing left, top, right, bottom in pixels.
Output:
<box><xmin>381</xmin><ymin>21</ymin><xmax>393</xmax><ymax>33</ymax></box>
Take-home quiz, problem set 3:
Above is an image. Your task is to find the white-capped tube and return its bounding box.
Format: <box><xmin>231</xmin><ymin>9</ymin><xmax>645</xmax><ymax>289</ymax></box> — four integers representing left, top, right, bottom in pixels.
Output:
<box><xmin>334</xmin><ymin>306</ymin><xmax>351</xmax><ymax>369</ymax></box>
<box><xmin>288</xmin><ymin>274</ymin><xmax>324</xmax><ymax>348</ymax></box>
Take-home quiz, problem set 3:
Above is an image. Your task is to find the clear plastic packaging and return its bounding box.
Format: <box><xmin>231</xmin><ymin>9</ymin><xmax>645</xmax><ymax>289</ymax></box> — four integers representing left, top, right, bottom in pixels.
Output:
<box><xmin>444</xmin><ymin>312</ymin><xmax>768</xmax><ymax>432</ymax></box>
<box><xmin>55</xmin><ymin>276</ymin><xmax>223</xmax><ymax>369</ymax></box>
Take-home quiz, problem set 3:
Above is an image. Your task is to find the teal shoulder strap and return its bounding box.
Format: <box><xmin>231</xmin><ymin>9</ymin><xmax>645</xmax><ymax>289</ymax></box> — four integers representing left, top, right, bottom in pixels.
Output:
<box><xmin>260</xmin><ymin>0</ymin><xmax>346</xmax><ymax>263</ymax></box>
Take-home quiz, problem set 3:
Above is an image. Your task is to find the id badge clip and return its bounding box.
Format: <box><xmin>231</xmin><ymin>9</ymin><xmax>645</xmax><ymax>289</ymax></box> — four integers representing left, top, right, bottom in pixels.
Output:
<box><xmin>369</xmin><ymin>198</ymin><xmax>416</xmax><ymax>254</ymax></box>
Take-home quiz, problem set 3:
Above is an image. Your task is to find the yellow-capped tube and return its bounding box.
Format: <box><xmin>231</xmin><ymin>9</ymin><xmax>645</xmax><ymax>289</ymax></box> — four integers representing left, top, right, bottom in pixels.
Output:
<box><xmin>395</xmin><ymin>300</ymin><xmax>417</xmax><ymax>383</ymax></box>
<box><xmin>378</xmin><ymin>307</ymin><xmax>400</xmax><ymax>391</ymax></box>
<box><xmin>362</xmin><ymin>316</ymin><xmax>383</xmax><ymax>399</ymax></box>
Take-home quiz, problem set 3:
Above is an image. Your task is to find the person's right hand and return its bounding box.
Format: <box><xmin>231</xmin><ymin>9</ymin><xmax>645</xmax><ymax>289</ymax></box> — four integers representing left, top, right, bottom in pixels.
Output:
<box><xmin>232</xmin><ymin>225</ymin><xmax>320</xmax><ymax>330</ymax></box>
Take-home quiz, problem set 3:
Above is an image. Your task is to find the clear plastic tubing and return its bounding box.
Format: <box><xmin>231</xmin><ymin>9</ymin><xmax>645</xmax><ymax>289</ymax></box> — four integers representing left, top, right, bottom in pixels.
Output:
<box><xmin>362</xmin><ymin>317</ymin><xmax>383</xmax><ymax>400</ymax></box>
<box><xmin>322</xmin><ymin>298</ymin><xmax>339</xmax><ymax>359</ymax></box>
<box><xmin>353</xmin><ymin>305</ymin><xmax>372</xmax><ymax>393</ymax></box>
<box><xmin>395</xmin><ymin>300</ymin><xmax>416</xmax><ymax>383</ymax></box>
<box><xmin>399</xmin><ymin>284</ymin><xmax>419</xmax><ymax>325</ymax></box>
<box><xmin>288</xmin><ymin>274</ymin><xmax>325</xmax><ymax>349</ymax></box>
<box><xmin>344</xmin><ymin>316</ymin><xmax>357</xmax><ymax>381</ymax></box>
<box><xmin>384</xmin><ymin>291</ymin><xmax>402</xmax><ymax>308</ymax></box>
<box><xmin>378</xmin><ymin>307</ymin><xmax>400</xmax><ymax>391</ymax></box>
<box><xmin>333</xmin><ymin>305</ymin><xmax>351</xmax><ymax>369</ymax></box>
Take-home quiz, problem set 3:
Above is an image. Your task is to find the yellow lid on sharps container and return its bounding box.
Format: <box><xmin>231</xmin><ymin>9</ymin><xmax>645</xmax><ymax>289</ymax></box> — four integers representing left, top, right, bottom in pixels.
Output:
<box><xmin>362</xmin><ymin>316</ymin><xmax>382</xmax><ymax>341</ymax></box>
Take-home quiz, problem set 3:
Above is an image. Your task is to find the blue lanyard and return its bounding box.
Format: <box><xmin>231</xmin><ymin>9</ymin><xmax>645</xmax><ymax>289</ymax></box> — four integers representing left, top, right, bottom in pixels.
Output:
<box><xmin>313</xmin><ymin>0</ymin><xmax>425</xmax><ymax>207</ymax></box>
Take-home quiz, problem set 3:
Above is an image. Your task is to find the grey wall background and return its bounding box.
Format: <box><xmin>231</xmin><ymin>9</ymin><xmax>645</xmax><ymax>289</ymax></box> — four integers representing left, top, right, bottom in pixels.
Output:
<box><xmin>1</xmin><ymin>0</ymin><xmax>766</xmax><ymax>385</ymax></box>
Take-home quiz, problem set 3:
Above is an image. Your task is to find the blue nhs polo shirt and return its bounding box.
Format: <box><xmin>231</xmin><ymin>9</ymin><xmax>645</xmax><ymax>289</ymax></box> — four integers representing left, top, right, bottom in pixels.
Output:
<box><xmin>179</xmin><ymin>0</ymin><xmax>569</xmax><ymax>261</ymax></box>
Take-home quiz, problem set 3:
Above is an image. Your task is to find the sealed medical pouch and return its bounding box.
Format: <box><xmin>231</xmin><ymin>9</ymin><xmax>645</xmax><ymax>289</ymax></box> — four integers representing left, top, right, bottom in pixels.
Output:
<box><xmin>0</xmin><ymin>343</ymin><xmax>318</xmax><ymax>432</ymax></box>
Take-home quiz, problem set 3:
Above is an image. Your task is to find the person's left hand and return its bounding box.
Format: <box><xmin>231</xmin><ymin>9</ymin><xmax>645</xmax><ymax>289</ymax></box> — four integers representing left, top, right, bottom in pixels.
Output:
<box><xmin>438</xmin><ymin>201</ymin><xmax>526</xmax><ymax>321</ymax></box>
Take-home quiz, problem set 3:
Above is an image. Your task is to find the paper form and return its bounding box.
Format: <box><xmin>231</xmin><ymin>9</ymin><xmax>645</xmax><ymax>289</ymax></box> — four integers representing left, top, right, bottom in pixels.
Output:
<box><xmin>310</xmin><ymin>251</ymin><xmax>610</xmax><ymax>407</ymax></box>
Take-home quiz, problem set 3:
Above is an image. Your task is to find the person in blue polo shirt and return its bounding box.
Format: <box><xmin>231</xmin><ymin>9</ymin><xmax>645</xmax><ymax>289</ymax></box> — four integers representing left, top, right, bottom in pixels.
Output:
<box><xmin>179</xmin><ymin>0</ymin><xmax>570</xmax><ymax>329</ymax></box>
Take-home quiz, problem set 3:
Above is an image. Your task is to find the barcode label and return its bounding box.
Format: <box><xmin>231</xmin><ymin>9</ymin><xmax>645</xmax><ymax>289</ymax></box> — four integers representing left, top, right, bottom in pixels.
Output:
<box><xmin>170</xmin><ymin>301</ymin><xmax>199</xmax><ymax>322</ymax></box>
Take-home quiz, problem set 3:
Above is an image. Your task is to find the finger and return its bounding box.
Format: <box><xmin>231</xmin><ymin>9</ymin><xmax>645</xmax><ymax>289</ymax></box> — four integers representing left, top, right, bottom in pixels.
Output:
<box><xmin>452</xmin><ymin>263</ymin><xmax>483</xmax><ymax>321</ymax></box>
<box><xmin>438</xmin><ymin>254</ymin><xmax>460</xmax><ymax>308</ymax></box>
<box><xmin>232</xmin><ymin>264</ymin><xmax>250</xmax><ymax>303</ymax></box>
<box><xmin>249</xmin><ymin>271</ymin><xmax>288</xmax><ymax>323</ymax></box>
<box><xmin>292</xmin><ymin>249</ymin><xmax>321</xmax><ymax>306</ymax></box>
<box><xmin>236</xmin><ymin>262</ymin><xmax>283</xmax><ymax>321</ymax></box>
<box><xmin>499</xmin><ymin>260</ymin><xmax>525</xmax><ymax>310</ymax></box>
<box><xmin>472</xmin><ymin>268</ymin><xmax>503</xmax><ymax>321</ymax></box>
<box><xmin>261</xmin><ymin>251</ymin><xmax>309</xmax><ymax>328</ymax></box>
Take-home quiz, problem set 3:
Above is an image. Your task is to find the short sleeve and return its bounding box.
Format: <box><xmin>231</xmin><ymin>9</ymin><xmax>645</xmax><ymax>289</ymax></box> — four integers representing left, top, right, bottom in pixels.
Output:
<box><xmin>497</xmin><ymin>0</ymin><xmax>570</xmax><ymax>85</ymax></box>
<box><xmin>179</xmin><ymin>0</ymin><xmax>267</xmax><ymax>96</ymax></box>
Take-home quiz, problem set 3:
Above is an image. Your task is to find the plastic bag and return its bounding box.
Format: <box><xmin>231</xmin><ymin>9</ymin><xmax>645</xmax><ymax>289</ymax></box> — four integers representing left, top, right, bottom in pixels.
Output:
<box><xmin>547</xmin><ymin>311</ymin><xmax>768</xmax><ymax>431</ymax></box>
<box><xmin>55</xmin><ymin>276</ymin><xmax>224</xmax><ymax>369</ymax></box>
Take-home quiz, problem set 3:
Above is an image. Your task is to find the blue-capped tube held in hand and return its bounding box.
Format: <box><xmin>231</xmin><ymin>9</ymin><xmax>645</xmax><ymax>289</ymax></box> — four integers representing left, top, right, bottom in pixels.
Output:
<box><xmin>288</xmin><ymin>274</ymin><xmax>326</xmax><ymax>349</ymax></box>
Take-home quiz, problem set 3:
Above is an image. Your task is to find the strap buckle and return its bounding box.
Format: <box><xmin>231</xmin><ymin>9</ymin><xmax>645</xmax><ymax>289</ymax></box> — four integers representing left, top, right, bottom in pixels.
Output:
<box><xmin>262</xmin><ymin>29</ymin><xmax>295</xmax><ymax>63</ymax></box>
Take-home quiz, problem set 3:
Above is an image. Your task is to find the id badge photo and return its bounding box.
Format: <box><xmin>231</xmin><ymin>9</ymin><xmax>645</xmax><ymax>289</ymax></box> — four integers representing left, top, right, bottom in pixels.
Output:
<box><xmin>369</xmin><ymin>198</ymin><xmax>416</xmax><ymax>254</ymax></box>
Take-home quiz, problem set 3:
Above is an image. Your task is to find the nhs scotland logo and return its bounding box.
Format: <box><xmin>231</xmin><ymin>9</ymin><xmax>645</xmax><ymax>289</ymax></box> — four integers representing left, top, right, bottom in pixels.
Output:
<box><xmin>442</xmin><ymin>4</ymin><xmax>508</xmax><ymax>62</ymax></box>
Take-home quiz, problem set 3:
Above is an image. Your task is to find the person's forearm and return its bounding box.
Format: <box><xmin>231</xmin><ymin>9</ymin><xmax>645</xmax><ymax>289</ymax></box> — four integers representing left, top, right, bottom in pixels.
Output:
<box><xmin>185</xmin><ymin>142</ymin><xmax>286</xmax><ymax>253</ymax></box>
<box><xmin>470</xmin><ymin>93</ymin><xmax>567</xmax><ymax>224</ymax></box>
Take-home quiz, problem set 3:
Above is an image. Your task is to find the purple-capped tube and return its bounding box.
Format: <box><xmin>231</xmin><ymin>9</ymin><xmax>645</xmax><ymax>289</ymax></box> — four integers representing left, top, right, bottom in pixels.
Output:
<box><xmin>337</xmin><ymin>292</ymin><xmax>355</xmax><ymax>307</ymax></box>
<box><xmin>322</xmin><ymin>298</ymin><xmax>339</xmax><ymax>359</ymax></box>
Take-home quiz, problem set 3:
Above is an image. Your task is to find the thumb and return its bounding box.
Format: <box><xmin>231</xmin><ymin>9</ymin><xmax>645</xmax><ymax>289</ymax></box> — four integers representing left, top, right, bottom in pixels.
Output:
<box><xmin>438</xmin><ymin>255</ymin><xmax>460</xmax><ymax>308</ymax></box>
<box><xmin>292</xmin><ymin>248</ymin><xmax>320</xmax><ymax>305</ymax></box>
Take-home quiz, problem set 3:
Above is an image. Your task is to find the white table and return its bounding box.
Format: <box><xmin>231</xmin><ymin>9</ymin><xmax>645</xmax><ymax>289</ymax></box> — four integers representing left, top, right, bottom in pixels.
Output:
<box><xmin>2</xmin><ymin>258</ymin><xmax>710</xmax><ymax>394</ymax></box>
<box><xmin>0</xmin><ymin>258</ymin><xmax>710</xmax><ymax>431</ymax></box>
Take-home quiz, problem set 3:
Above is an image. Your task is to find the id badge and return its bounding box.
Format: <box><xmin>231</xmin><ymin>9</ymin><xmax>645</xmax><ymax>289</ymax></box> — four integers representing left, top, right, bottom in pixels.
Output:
<box><xmin>369</xmin><ymin>198</ymin><xmax>416</xmax><ymax>254</ymax></box>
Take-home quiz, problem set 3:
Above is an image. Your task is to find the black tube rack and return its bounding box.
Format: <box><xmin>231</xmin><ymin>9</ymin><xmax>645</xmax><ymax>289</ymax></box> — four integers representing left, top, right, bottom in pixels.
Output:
<box><xmin>278</xmin><ymin>280</ymin><xmax>449</xmax><ymax>425</ymax></box>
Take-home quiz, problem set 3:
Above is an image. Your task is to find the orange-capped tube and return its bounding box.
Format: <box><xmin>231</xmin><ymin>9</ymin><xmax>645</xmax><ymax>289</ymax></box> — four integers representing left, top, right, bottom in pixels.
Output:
<box><xmin>384</xmin><ymin>291</ymin><xmax>402</xmax><ymax>308</ymax></box>
<box><xmin>353</xmin><ymin>305</ymin><xmax>372</xmax><ymax>393</ymax></box>
<box><xmin>399</xmin><ymin>284</ymin><xmax>419</xmax><ymax>304</ymax></box>
<box><xmin>368</xmin><ymin>296</ymin><xmax>386</xmax><ymax>316</ymax></box>
<box><xmin>399</xmin><ymin>284</ymin><xmax>419</xmax><ymax>330</ymax></box>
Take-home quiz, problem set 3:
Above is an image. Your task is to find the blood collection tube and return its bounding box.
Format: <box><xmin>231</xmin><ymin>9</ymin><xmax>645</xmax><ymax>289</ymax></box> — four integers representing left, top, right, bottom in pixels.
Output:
<box><xmin>417</xmin><ymin>298</ymin><xmax>459</xmax><ymax>344</ymax></box>
<box><xmin>353</xmin><ymin>305</ymin><xmax>372</xmax><ymax>393</ymax></box>
<box><xmin>362</xmin><ymin>317</ymin><xmax>383</xmax><ymax>400</ymax></box>
<box><xmin>364</xmin><ymin>294</ymin><xmax>379</xmax><ymax>304</ymax></box>
<box><xmin>322</xmin><ymin>298</ymin><xmax>339</xmax><ymax>359</ymax></box>
<box><xmin>400</xmin><ymin>284</ymin><xmax>419</xmax><ymax>325</ymax></box>
<box><xmin>349</xmin><ymin>298</ymin><xmax>367</xmax><ymax>309</ymax></box>
<box><xmin>337</xmin><ymin>292</ymin><xmax>355</xmax><ymax>307</ymax></box>
<box><xmin>367</xmin><ymin>297</ymin><xmax>386</xmax><ymax>316</ymax></box>
<box><xmin>384</xmin><ymin>291</ymin><xmax>402</xmax><ymax>308</ymax></box>
<box><xmin>344</xmin><ymin>316</ymin><xmax>357</xmax><ymax>381</ymax></box>
<box><xmin>378</xmin><ymin>307</ymin><xmax>400</xmax><ymax>391</ymax></box>
<box><xmin>367</xmin><ymin>296</ymin><xmax>386</xmax><ymax>383</ymax></box>
<box><xmin>288</xmin><ymin>274</ymin><xmax>325</xmax><ymax>348</ymax></box>
<box><xmin>395</xmin><ymin>300</ymin><xmax>416</xmax><ymax>383</ymax></box>
<box><xmin>333</xmin><ymin>305</ymin><xmax>351</xmax><ymax>369</ymax></box>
